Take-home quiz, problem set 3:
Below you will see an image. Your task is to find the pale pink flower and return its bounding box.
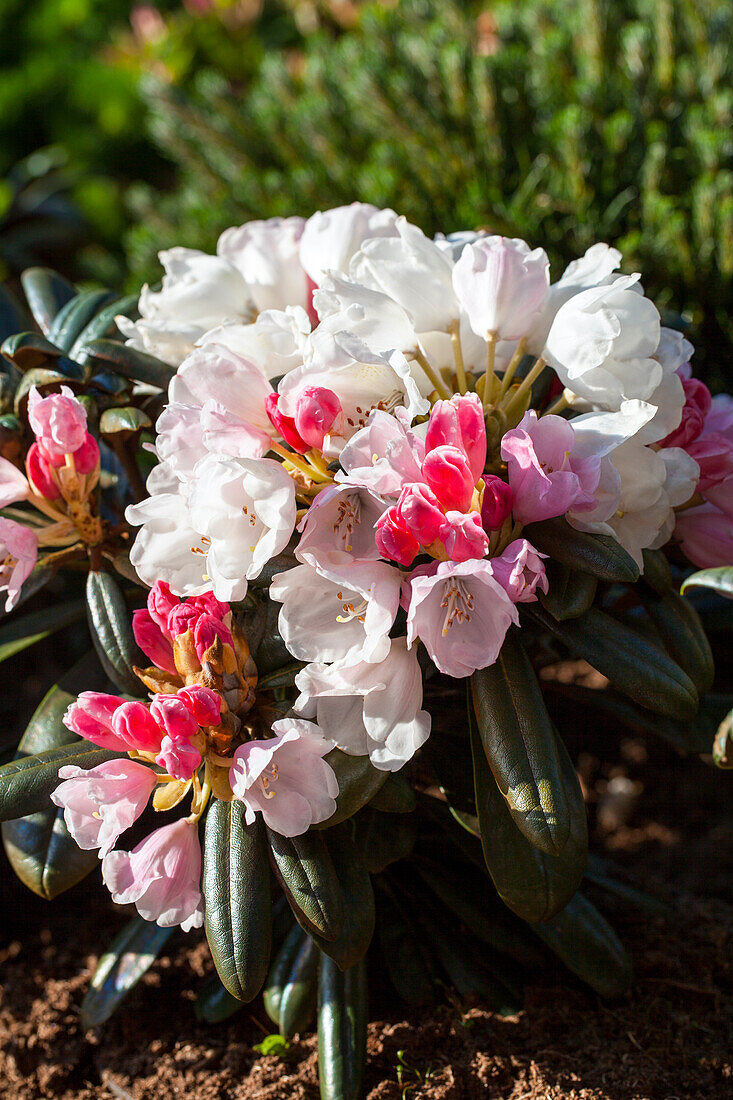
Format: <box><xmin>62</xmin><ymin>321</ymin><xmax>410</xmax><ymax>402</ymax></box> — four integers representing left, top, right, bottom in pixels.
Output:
<box><xmin>660</xmin><ymin>378</ymin><xmax>711</xmax><ymax>449</ymax></box>
<box><xmin>490</xmin><ymin>539</ymin><xmax>548</xmax><ymax>603</ymax></box>
<box><xmin>51</xmin><ymin>760</ymin><xmax>157</xmax><ymax>856</ymax></box>
<box><xmin>102</xmin><ymin>818</ymin><xmax>204</xmax><ymax>931</ymax></box>
<box><xmin>296</xmin><ymin>484</ymin><xmax>387</xmax><ymax>569</ymax></box>
<box><xmin>405</xmin><ymin>559</ymin><xmax>518</xmax><ymax>678</ymax></box>
<box><xmin>424</xmin><ymin>393</ymin><xmax>487</xmax><ymax>483</ymax></box>
<box><xmin>501</xmin><ymin>412</ymin><xmax>601</xmax><ymax>524</ymax></box>
<box><xmin>0</xmin><ymin>456</ymin><xmax>30</xmax><ymax>507</ymax></box>
<box><xmin>452</xmin><ymin>236</ymin><xmax>550</xmax><ymax>340</ymax></box>
<box><xmin>480</xmin><ymin>476</ymin><xmax>513</xmax><ymax>531</ymax></box>
<box><xmin>0</xmin><ymin>519</ymin><xmax>37</xmax><ymax>611</ymax></box>
<box><xmin>337</xmin><ymin>409</ymin><xmax>425</xmax><ymax>496</ymax></box>
<box><xmin>230</xmin><ymin>719</ymin><xmax>338</xmax><ymax>836</ymax></box>
<box><xmin>27</xmin><ymin>385</ymin><xmax>87</xmax><ymax>457</ymax></box>
<box><xmin>675</xmin><ymin>504</ymin><xmax>733</xmax><ymax>569</ymax></box>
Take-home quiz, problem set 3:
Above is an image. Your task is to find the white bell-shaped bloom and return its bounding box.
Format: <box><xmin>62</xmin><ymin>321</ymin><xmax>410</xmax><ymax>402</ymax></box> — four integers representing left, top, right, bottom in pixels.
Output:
<box><xmin>452</xmin><ymin>236</ymin><xmax>550</xmax><ymax>340</ymax></box>
<box><xmin>299</xmin><ymin>202</ymin><xmax>400</xmax><ymax>285</ymax></box>
<box><xmin>197</xmin><ymin>306</ymin><xmax>311</xmax><ymax>381</ymax></box>
<box><xmin>216</xmin><ymin>216</ymin><xmax>309</xmax><ymax>313</ymax></box>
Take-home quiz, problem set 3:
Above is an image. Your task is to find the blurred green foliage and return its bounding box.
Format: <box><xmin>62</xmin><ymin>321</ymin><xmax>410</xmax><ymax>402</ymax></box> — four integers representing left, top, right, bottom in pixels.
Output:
<box><xmin>123</xmin><ymin>0</ymin><xmax>733</xmax><ymax>381</ymax></box>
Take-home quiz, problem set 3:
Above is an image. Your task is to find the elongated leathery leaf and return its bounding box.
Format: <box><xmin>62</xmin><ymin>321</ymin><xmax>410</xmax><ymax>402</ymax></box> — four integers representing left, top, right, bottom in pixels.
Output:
<box><xmin>21</xmin><ymin>268</ymin><xmax>76</xmax><ymax>337</ymax></box>
<box><xmin>280</xmin><ymin>933</ymin><xmax>319</xmax><ymax>1038</ymax></box>
<box><xmin>681</xmin><ymin>566</ymin><xmax>733</xmax><ymax>598</ymax></box>
<box><xmin>264</xmin><ymin>923</ymin><xmax>306</xmax><ymax>1026</ymax></box>
<box><xmin>526</xmin><ymin>604</ymin><xmax>699</xmax><ymax>720</ymax></box>
<box><xmin>317</xmin><ymin>954</ymin><xmax>368</xmax><ymax>1100</ymax></box>
<box><xmin>0</xmin><ymin>598</ymin><xmax>85</xmax><ymax>664</ymax></box>
<box><xmin>203</xmin><ymin>799</ymin><xmax>271</xmax><ymax>1002</ymax></box>
<box><xmin>2</xmin><ymin>331</ymin><xmax>64</xmax><ymax>371</ymax></box>
<box><xmin>533</xmin><ymin>891</ymin><xmax>633</xmax><ymax>997</ymax></box>
<box><xmin>86</xmin><ymin>571</ymin><xmax>145</xmax><ymax>696</ymax></box>
<box><xmin>471</xmin><ymin>632</ymin><xmax>580</xmax><ymax>856</ymax></box>
<box><xmin>195</xmin><ymin>972</ymin><xmax>247</xmax><ymax>1024</ymax></box>
<box><xmin>524</xmin><ymin>517</ymin><xmax>640</xmax><ymax>583</ymax></box>
<box><xmin>78</xmin><ymin>338</ymin><xmax>175</xmax><ymax>389</ymax></box>
<box><xmin>267</xmin><ymin>829</ymin><xmax>344</xmax><ymax>942</ymax></box>
<box><xmin>69</xmin><ymin>294</ymin><xmax>139</xmax><ymax>359</ymax></box>
<box><xmin>81</xmin><ymin>916</ymin><xmax>174</xmax><ymax>1029</ymax></box>
<box><xmin>311</xmin><ymin>823</ymin><xmax>375</xmax><ymax>970</ymax></box>
<box><xmin>639</xmin><ymin>587</ymin><xmax>714</xmax><ymax>694</ymax></box>
<box><xmin>469</xmin><ymin>694</ymin><xmax>587</xmax><ymax>923</ymax></box>
<box><xmin>48</xmin><ymin>290</ymin><xmax>118</xmax><ymax>353</ymax></box>
<box><xmin>539</xmin><ymin>561</ymin><xmax>598</xmax><ymax>621</ymax></box>
<box><xmin>312</xmin><ymin>748</ymin><xmax>388</xmax><ymax>829</ymax></box>
<box><xmin>367</xmin><ymin>772</ymin><xmax>416</xmax><ymax>813</ymax></box>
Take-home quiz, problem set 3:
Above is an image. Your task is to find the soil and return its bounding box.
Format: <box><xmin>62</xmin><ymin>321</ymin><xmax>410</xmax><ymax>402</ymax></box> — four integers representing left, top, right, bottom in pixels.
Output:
<box><xmin>1</xmin><ymin>697</ymin><xmax>732</xmax><ymax>1099</ymax></box>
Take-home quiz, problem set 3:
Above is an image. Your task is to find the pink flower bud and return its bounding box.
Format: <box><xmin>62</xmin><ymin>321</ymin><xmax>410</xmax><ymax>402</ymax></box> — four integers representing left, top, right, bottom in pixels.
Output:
<box><xmin>63</xmin><ymin>691</ymin><xmax>125</xmax><ymax>749</ymax></box>
<box><xmin>177</xmin><ymin>684</ymin><xmax>221</xmax><ymax>727</ymax></box>
<box><xmin>147</xmin><ymin>581</ymin><xmax>178</xmax><ymax>633</ymax></box>
<box><xmin>661</xmin><ymin>378</ymin><xmax>712</xmax><ymax>449</ymax></box>
<box><xmin>155</xmin><ymin>735</ymin><xmax>202</xmax><ymax>781</ymax></box>
<box><xmin>167</xmin><ymin>602</ymin><xmax>200</xmax><ymax>639</ymax></box>
<box><xmin>396</xmin><ymin>483</ymin><xmax>449</xmax><ymax>545</ymax></box>
<box><xmin>265</xmin><ymin>392</ymin><xmax>309</xmax><ymax>454</ymax></box>
<box><xmin>111</xmin><ymin>700</ymin><xmax>164</xmax><ymax>753</ymax></box>
<box><xmin>25</xmin><ymin>442</ymin><xmax>60</xmax><ymax>500</ymax></box>
<box><xmin>27</xmin><ymin>385</ymin><xmax>87</xmax><ymax>457</ymax></box>
<box><xmin>375</xmin><ymin>507</ymin><xmax>420</xmax><ymax>566</ymax></box>
<box><xmin>688</xmin><ymin>434</ymin><xmax>733</xmax><ymax>493</ymax></box>
<box><xmin>193</xmin><ymin>613</ymin><xmax>234</xmax><ymax>661</ymax></box>
<box><xmin>443</xmin><ymin>511</ymin><xmax>490</xmax><ymax>562</ymax></box>
<box><xmin>294</xmin><ymin>386</ymin><xmax>342</xmax><ymax>449</ymax></box>
<box><xmin>188</xmin><ymin>592</ymin><xmax>230</xmax><ymax>621</ymax></box>
<box><xmin>72</xmin><ymin>432</ymin><xmax>100</xmax><ymax>475</ymax></box>
<box><xmin>422</xmin><ymin>445</ymin><xmax>475</xmax><ymax>512</ymax></box>
<box><xmin>425</xmin><ymin>393</ymin><xmax>487</xmax><ymax>483</ymax></box>
<box><xmin>481</xmin><ymin>475</ymin><xmax>513</xmax><ymax>531</ymax></box>
<box><xmin>132</xmin><ymin>609</ymin><xmax>178</xmax><ymax>676</ymax></box>
<box><xmin>149</xmin><ymin>694</ymin><xmax>198</xmax><ymax>743</ymax></box>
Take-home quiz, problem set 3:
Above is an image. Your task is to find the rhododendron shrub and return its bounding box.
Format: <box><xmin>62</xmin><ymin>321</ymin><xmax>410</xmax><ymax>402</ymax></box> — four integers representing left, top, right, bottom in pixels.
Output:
<box><xmin>0</xmin><ymin>205</ymin><xmax>731</xmax><ymax>1100</ymax></box>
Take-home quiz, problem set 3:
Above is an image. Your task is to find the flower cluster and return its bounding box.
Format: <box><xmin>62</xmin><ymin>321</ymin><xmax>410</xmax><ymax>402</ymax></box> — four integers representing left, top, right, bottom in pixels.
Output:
<box><xmin>0</xmin><ymin>386</ymin><xmax>102</xmax><ymax>610</ymax></box>
<box><xmin>51</xmin><ymin>202</ymin><xmax>733</xmax><ymax>931</ymax></box>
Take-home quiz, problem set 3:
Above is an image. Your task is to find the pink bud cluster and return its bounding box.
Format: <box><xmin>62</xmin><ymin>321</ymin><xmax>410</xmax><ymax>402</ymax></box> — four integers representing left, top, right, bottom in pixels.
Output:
<box><xmin>26</xmin><ymin>386</ymin><xmax>99</xmax><ymax>499</ymax></box>
<box><xmin>133</xmin><ymin>581</ymin><xmax>233</xmax><ymax>676</ymax></box>
<box><xmin>64</xmin><ymin>682</ymin><xmax>221</xmax><ymax>781</ymax></box>
<box><xmin>266</xmin><ymin>385</ymin><xmax>342</xmax><ymax>453</ymax></box>
<box><xmin>375</xmin><ymin>393</ymin><xmax>497</xmax><ymax>566</ymax></box>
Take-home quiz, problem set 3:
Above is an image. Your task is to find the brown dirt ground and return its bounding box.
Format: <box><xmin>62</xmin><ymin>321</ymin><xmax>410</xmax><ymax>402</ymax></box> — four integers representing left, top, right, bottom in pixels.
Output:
<box><xmin>1</xmin><ymin>721</ymin><xmax>732</xmax><ymax>1100</ymax></box>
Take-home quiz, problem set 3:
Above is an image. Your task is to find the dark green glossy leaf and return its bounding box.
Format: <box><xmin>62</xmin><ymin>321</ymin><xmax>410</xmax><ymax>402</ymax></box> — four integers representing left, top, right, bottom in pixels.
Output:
<box><xmin>539</xmin><ymin>561</ymin><xmax>598</xmax><ymax>620</ymax></box>
<box><xmin>312</xmin><ymin>749</ymin><xmax>388</xmax><ymax>830</ymax></box>
<box><xmin>79</xmin><ymin>338</ymin><xmax>175</xmax><ymax>389</ymax></box>
<box><xmin>639</xmin><ymin>587</ymin><xmax>714</xmax><ymax>694</ymax></box>
<box><xmin>1</xmin><ymin>331</ymin><xmax>62</xmax><ymax>370</ymax></box>
<box><xmin>470</xmin><ymin>697</ymin><xmax>587</xmax><ymax>924</ymax></box>
<box><xmin>48</xmin><ymin>290</ymin><xmax>117</xmax><ymax>353</ymax></box>
<box><xmin>263</xmin><ymin>923</ymin><xmax>306</xmax><ymax>1026</ymax></box>
<box><xmin>524</xmin><ymin>517</ymin><xmax>640</xmax><ymax>583</ymax></box>
<box><xmin>203</xmin><ymin>799</ymin><xmax>272</xmax><ymax>1002</ymax></box>
<box><xmin>526</xmin><ymin>604</ymin><xmax>699</xmax><ymax>721</ymax></box>
<box><xmin>0</xmin><ymin>741</ymin><xmax>120</xmax><ymax>822</ymax></box>
<box><xmin>681</xmin><ymin>566</ymin><xmax>733</xmax><ymax>599</ymax></box>
<box><xmin>471</xmin><ymin>633</ymin><xmax>581</xmax><ymax>855</ymax></box>
<box><xmin>367</xmin><ymin>772</ymin><xmax>416</xmax><ymax>813</ymax></box>
<box><xmin>317</xmin><ymin>954</ymin><xmax>368</xmax><ymax>1100</ymax></box>
<box><xmin>86</xmin><ymin>571</ymin><xmax>145</xmax><ymax>696</ymax></box>
<box><xmin>311</xmin><ymin>824</ymin><xmax>375</xmax><ymax>970</ymax></box>
<box><xmin>69</xmin><ymin>294</ymin><xmax>139</xmax><ymax>360</ymax></box>
<box><xmin>267</xmin><ymin>828</ymin><xmax>344</xmax><ymax>942</ymax></box>
<box><xmin>81</xmin><ymin>916</ymin><xmax>174</xmax><ymax>1029</ymax></box>
<box><xmin>585</xmin><ymin>855</ymin><xmax>673</xmax><ymax>918</ymax></box>
<box><xmin>356</xmin><ymin>809</ymin><xmax>416</xmax><ymax>874</ymax></box>
<box><xmin>99</xmin><ymin>406</ymin><xmax>152</xmax><ymax>435</ymax></box>
<box><xmin>279</xmin><ymin>933</ymin><xmax>319</xmax><ymax>1038</ymax></box>
<box><xmin>21</xmin><ymin>268</ymin><xmax>76</xmax><ymax>337</ymax></box>
<box><xmin>0</xmin><ymin>598</ymin><xmax>85</xmax><ymax>663</ymax></box>
<box><xmin>195</xmin><ymin>972</ymin><xmax>247</xmax><ymax>1024</ymax></box>
<box><xmin>640</xmin><ymin>549</ymin><xmax>674</xmax><ymax>595</ymax></box>
<box><xmin>14</xmin><ymin>367</ymin><xmax>79</xmax><ymax>414</ymax></box>
<box><xmin>533</xmin><ymin>891</ymin><xmax>633</xmax><ymax>997</ymax></box>
<box><xmin>0</xmin><ymin>283</ymin><xmax>30</xmax><ymax>341</ymax></box>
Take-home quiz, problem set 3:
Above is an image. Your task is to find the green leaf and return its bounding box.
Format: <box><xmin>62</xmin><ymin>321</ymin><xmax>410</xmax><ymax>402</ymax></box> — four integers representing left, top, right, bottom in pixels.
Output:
<box><xmin>638</xmin><ymin>587</ymin><xmax>714</xmax><ymax>694</ymax></box>
<box><xmin>279</xmin><ymin>933</ymin><xmax>319</xmax><ymax>1038</ymax></box>
<box><xmin>1</xmin><ymin>331</ymin><xmax>63</xmax><ymax>371</ymax></box>
<box><xmin>0</xmin><ymin>598</ymin><xmax>85</xmax><ymax>663</ymax></box>
<box><xmin>312</xmin><ymin>749</ymin><xmax>388</xmax><ymax>830</ymax></box>
<box><xmin>317</xmin><ymin>954</ymin><xmax>368</xmax><ymax>1100</ymax></box>
<box><xmin>81</xmin><ymin>916</ymin><xmax>174</xmax><ymax>1029</ymax></box>
<box><xmin>194</xmin><ymin>972</ymin><xmax>247</xmax><ymax>1025</ymax></box>
<box><xmin>48</xmin><ymin>290</ymin><xmax>118</xmax><ymax>354</ymax></box>
<box><xmin>14</xmin><ymin>367</ymin><xmax>80</xmax><ymax>414</ymax></box>
<box><xmin>539</xmin><ymin>561</ymin><xmax>598</xmax><ymax>621</ymax></box>
<box><xmin>311</xmin><ymin>824</ymin><xmax>375</xmax><ymax>971</ymax></box>
<box><xmin>526</xmin><ymin>604</ymin><xmax>699</xmax><ymax>721</ymax></box>
<box><xmin>681</xmin><ymin>567</ymin><xmax>733</xmax><ymax>599</ymax></box>
<box><xmin>203</xmin><ymin>799</ymin><xmax>272</xmax><ymax>1002</ymax></box>
<box><xmin>263</xmin><ymin>923</ymin><xmax>306</xmax><ymax>1026</ymax></box>
<box><xmin>254</xmin><ymin>1034</ymin><xmax>291</xmax><ymax>1057</ymax></box>
<box><xmin>20</xmin><ymin>268</ymin><xmax>76</xmax><ymax>338</ymax></box>
<box><xmin>640</xmin><ymin>549</ymin><xmax>674</xmax><ymax>595</ymax></box>
<box><xmin>78</xmin><ymin>338</ymin><xmax>176</xmax><ymax>389</ymax></box>
<box><xmin>367</xmin><ymin>773</ymin><xmax>416</xmax><ymax>814</ymax></box>
<box><xmin>267</xmin><ymin>829</ymin><xmax>344</xmax><ymax>942</ymax></box>
<box><xmin>469</xmin><ymin>696</ymin><xmax>588</xmax><ymax>924</ymax></box>
<box><xmin>524</xmin><ymin>517</ymin><xmax>640</xmax><ymax>583</ymax></box>
<box><xmin>0</xmin><ymin>741</ymin><xmax>120</xmax><ymax>822</ymax></box>
<box><xmin>533</xmin><ymin>892</ymin><xmax>633</xmax><ymax>997</ymax></box>
<box><xmin>86</xmin><ymin>571</ymin><xmax>145</xmax><ymax>696</ymax></box>
<box><xmin>356</xmin><ymin>809</ymin><xmax>416</xmax><ymax>874</ymax></box>
<box><xmin>69</xmin><ymin>294</ymin><xmax>140</xmax><ymax>360</ymax></box>
<box><xmin>99</xmin><ymin>406</ymin><xmax>152</xmax><ymax>435</ymax></box>
<box><xmin>471</xmin><ymin>632</ymin><xmax>582</xmax><ymax>856</ymax></box>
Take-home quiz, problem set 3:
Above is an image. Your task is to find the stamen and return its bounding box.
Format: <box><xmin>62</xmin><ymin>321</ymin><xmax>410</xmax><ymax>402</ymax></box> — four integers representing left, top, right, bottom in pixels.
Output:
<box><xmin>257</xmin><ymin>762</ymin><xmax>280</xmax><ymax>800</ymax></box>
<box><xmin>333</xmin><ymin>495</ymin><xmax>361</xmax><ymax>553</ymax></box>
<box><xmin>336</xmin><ymin>596</ymin><xmax>369</xmax><ymax>623</ymax></box>
<box><xmin>440</xmin><ymin>578</ymin><xmax>475</xmax><ymax>636</ymax></box>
